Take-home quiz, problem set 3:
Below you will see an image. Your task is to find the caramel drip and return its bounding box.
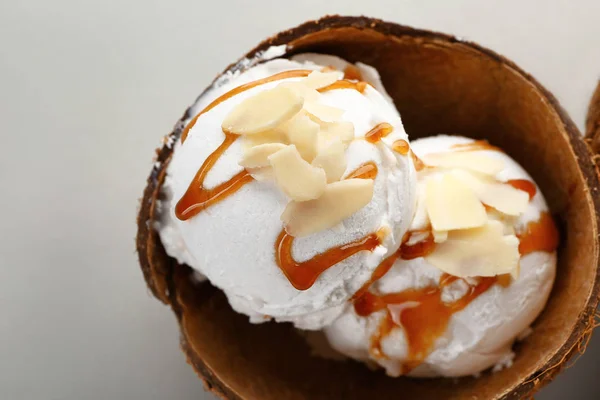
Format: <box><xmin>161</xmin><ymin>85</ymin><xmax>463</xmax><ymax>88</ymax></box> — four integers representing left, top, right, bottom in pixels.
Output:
<box><xmin>176</xmin><ymin>132</ymin><xmax>253</xmax><ymax>220</ymax></box>
<box><xmin>275</xmin><ymin>162</ymin><xmax>380</xmax><ymax>290</ymax></box>
<box><xmin>507</xmin><ymin>179</ymin><xmax>537</xmax><ymax>201</ymax></box>
<box><xmin>180</xmin><ymin>69</ymin><xmax>313</xmax><ymax>143</ymax></box>
<box><xmin>352</xmin><ymin>225</ymin><xmax>515</xmax><ymax>370</ymax></box>
<box><xmin>451</xmin><ymin>140</ymin><xmax>502</xmax><ymax>153</ymax></box>
<box><xmin>370</xmin><ymin>312</ymin><xmax>395</xmax><ymax>360</ymax></box>
<box><xmin>382</xmin><ymin>275</ymin><xmax>497</xmax><ymax>367</ymax></box>
<box><xmin>410</xmin><ymin>151</ymin><xmax>426</xmax><ymax>171</ymax></box>
<box><xmin>365</xmin><ymin>122</ymin><xmax>394</xmax><ymax>144</ymax></box>
<box><xmin>351</xmin><ymin>252</ymin><xmax>399</xmax><ymax>302</ymax></box>
<box><xmin>518</xmin><ymin>212</ymin><xmax>559</xmax><ymax>255</ymax></box>
<box><xmin>399</xmin><ymin>229</ymin><xmax>436</xmax><ymax>260</ymax></box>
<box><xmin>497</xmin><ymin>274</ymin><xmax>513</xmax><ymax>288</ymax></box>
<box><xmin>353</xmin><ymin>228</ymin><xmax>435</xmax><ymax>313</ymax></box>
<box><xmin>359</xmin><ymin>274</ymin><xmax>497</xmax><ymax>369</ymax></box>
<box><xmin>392</xmin><ymin>139</ymin><xmax>410</xmax><ymax>155</ymax></box>
<box><xmin>352</xmin><ymin>213</ymin><xmax>558</xmax><ymax>368</ymax></box>
<box><xmin>318</xmin><ymin>80</ymin><xmax>367</xmax><ymax>93</ymax></box>
<box><xmin>345</xmin><ymin>161</ymin><xmax>378</xmax><ymax>180</ymax></box>
<box><xmin>275</xmin><ymin>230</ymin><xmax>381</xmax><ymax>291</ymax></box>
<box><xmin>343</xmin><ymin>65</ymin><xmax>363</xmax><ymax>81</ymax></box>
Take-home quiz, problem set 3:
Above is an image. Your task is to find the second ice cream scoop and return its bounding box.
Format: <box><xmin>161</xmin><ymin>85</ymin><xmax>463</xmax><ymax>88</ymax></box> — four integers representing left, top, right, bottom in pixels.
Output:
<box><xmin>324</xmin><ymin>135</ymin><xmax>558</xmax><ymax>377</ymax></box>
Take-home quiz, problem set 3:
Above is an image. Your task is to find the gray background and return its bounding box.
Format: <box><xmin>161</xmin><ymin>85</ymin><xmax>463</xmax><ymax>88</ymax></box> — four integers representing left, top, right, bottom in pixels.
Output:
<box><xmin>1</xmin><ymin>0</ymin><xmax>599</xmax><ymax>399</ymax></box>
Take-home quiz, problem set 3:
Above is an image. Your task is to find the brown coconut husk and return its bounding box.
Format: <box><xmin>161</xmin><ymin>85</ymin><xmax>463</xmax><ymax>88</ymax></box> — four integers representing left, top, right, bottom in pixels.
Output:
<box><xmin>136</xmin><ymin>15</ymin><xmax>600</xmax><ymax>400</ymax></box>
<box><xmin>586</xmin><ymin>81</ymin><xmax>600</xmax><ymax>157</ymax></box>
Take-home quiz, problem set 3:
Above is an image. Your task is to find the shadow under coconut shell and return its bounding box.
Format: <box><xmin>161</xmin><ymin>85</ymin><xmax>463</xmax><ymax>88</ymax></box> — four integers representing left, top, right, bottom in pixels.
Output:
<box><xmin>140</xmin><ymin>16</ymin><xmax>600</xmax><ymax>400</ymax></box>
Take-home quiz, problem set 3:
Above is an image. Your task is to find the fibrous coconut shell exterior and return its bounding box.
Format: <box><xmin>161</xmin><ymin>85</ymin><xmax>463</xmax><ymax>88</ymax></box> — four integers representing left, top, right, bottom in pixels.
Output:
<box><xmin>136</xmin><ymin>15</ymin><xmax>600</xmax><ymax>400</ymax></box>
<box><xmin>586</xmin><ymin>81</ymin><xmax>600</xmax><ymax>156</ymax></box>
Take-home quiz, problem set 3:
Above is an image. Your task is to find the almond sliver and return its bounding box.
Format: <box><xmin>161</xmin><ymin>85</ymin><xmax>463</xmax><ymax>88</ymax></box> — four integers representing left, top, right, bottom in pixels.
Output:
<box><xmin>451</xmin><ymin>170</ymin><xmax>529</xmax><ymax>216</ymax></box>
<box><xmin>282</xmin><ymin>112</ymin><xmax>320</xmax><ymax>162</ymax></box>
<box><xmin>426</xmin><ymin>220</ymin><xmax>520</xmax><ymax>278</ymax></box>
<box><xmin>246</xmin><ymin>166</ymin><xmax>274</xmax><ymax>182</ymax></box>
<box><xmin>304</xmin><ymin>70</ymin><xmax>343</xmax><ymax>89</ymax></box>
<box><xmin>269</xmin><ymin>145</ymin><xmax>327</xmax><ymax>201</ymax></box>
<box><xmin>222</xmin><ymin>86</ymin><xmax>303</xmax><ymax>135</ymax></box>
<box><xmin>242</xmin><ymin>129</ymin><xmax>289</xmax><ymax>148</ymax></box>
<box><xmin>278</xmin><ymin>81</ymin><xmax>320</xmax><ymax>102</ymax></box>
<box><xmin>425</xmin><ymin>174</ymin><xmax>487</xmax><ymax>231</ymax></box>
<box><xmin>304</xmin><ymin>101</ymin><xmax>344</xmax><ymax>122</ymax></box>
<box><xmin>423</xmin><ymin>152</ymin><xmax>505</xmax><ymax>175</ymax></box>
<box><xmin>281</xmin><ymin>179</ymin><xmax>374</xmax><ymax>237</ymax></box>
<box><xmin>312</xmin><ymin>140</ymin><xmax>347</xmax><ymax>183</ymax></box>
<box><xmin>239</xmin><ymin>143</ymin><xmax>287</xmax><ymax>168</ymax></box>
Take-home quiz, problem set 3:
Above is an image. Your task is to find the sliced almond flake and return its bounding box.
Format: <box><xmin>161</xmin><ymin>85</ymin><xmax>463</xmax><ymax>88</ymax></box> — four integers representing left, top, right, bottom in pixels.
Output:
<box><xmin>451</xmin><ymin>170</ymin><xmax>529</xmax><ymax>216</ymax></box>
<box><xmin>308</xmin><ymin>116</ymin><xmax>355</xmax><ymax>150</ymax></box>
<box><xmin>239</xmin><ymin>143</ymin><xmax>287</xmax><ymax>168</ymax></box>
<box><xmin>321</xmin><ymin>121</ymin><xmax>355</xmax><ymax>148</ymax></box>
<box><xmin>423</xmin><ymin>152</ymin><xmax>505</xmax><ymax>175</ymax></box>
<box><xmin>281</xmin><ymin>112</ymin><xmax>319</xmax><ymax>162</ymax></box>
<box><xmin>303</xmin><ymin>70</ymin><xmax>343</xmax><ymax>89</ymax></box>
<box><xmin>426</xmin><ymin>220</ymin><xmax>520</xmax><ymax>278</ymax></box>
<box><xmin>311</xmin><ymin>140</ymin><xmax>347</xmax><ymax>183</ymax></box>
<box><xmin>277</xmin><ymin>81</ymin><xmax>320</xmax><ymax>102</ymax></box>
<box><xmin>269</xmin><ymin>145</ymin><xmax>327</xmax><ymax>201</ymax></box>
<box><xmin>222</xmin><ymin>86</ymin><xmax>303</xmax><ymax>135</ymax></box>
<box><xmin>246</xmin><ymin>166</ymin><xmax>274</xmax><ymax>181</ymax></box>
<box><xmin>281</xmin><ymin>179</ymin><xmax>374</xmax><ymax>237</ymax></box>
<box><xmin>304</xmin><ymin>101</ymin><xmax>345</xmax><ymax>122</ymax></box>
<box><xmin>307</xmin><ymin>113</ymin><xmax>354</xmax><ymax>145</ymax></box>
<box><xmin>425</xmin><ymin>174</ymin><xmax>487</xmax><ymax>231</ymax></box>
<box><xmin>242</xmin><ymin>129</ymin><xmax>289</xmax><ymax>148</ymax></box>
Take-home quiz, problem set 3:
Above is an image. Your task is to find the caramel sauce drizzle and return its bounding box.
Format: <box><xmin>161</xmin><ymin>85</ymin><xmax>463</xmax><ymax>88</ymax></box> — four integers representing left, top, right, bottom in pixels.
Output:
<box><xmin>343</xmin><ymin>65</ymin><xmax>363</xmax><ymax>81</ymax></box>
<box><xmin>392</xmin><ymin>139</ymin><xmax>410</xmax><ymax>155</ymax></box>
<box><xmin>275</xmin><ymin>230</ymin><xmax>381</xmax><ymax>291</ymax></box>
<box><xmin>275</xmin><ymin>162</ymin><xmax>380</xmax><ymax>290</ymax></box>
<box><xmin>180</xmin><ymin>69</ymin><xmax>313</xmax><ymax>143</ymax></box>
<box><xmin>175</xmin><ymin>132</ymin><xmax>253</xmax><ymax>220</ymax></box>
<box><xmin>318</xmin><ymin>80</ymin><xmax>367</xmax><ymax>94</ymax></box>
<box><xmin>507</xmin><ymin>179</ymin><xmax>537</xmax><ymax>200</ymax></box>
<box><xmin>176</xmin><ymin>69</ymin><xmax>372</xmax><ymax>221</ymax></box>
<box><xmin>411</xmin><ymin>151</ymin><xmax>426</xmax><ymax>171</ymax></box>
<box><xmin>352</xmin><ymin>228</ymin><xmax>436</xmax><ymax>315</ymax></box>
<box><xmin>518</xmin><ymin>212</ymin><xmax>559</xmax><ymax>255</ymax></box>
<box><xmin>365</xmin><ymin>122</ymin><xmax>394</xmax><ymax>143</ymax></box>
<box><xmin>451</xmin><ymin>140</ymin><xmax>502</xmax><ymax>153</ymax></box>
<box><xmin>345</xmin><ymin>161</ymin><xmax>378</xmax><ymax>180</ymax></box>
<box><xmin>356</xmin><ymin>270</ymin><xmax>499</xmax><ymax>370</ymax></box>
<box><xmin>352</xmin><ymin>206</ymin><xmax>558</xmax><ymax>370</ymax></box>
<box><xmin>399</xmin><ymin>230</ymin><xmax>436</xmax><ymax>260</ymax></box>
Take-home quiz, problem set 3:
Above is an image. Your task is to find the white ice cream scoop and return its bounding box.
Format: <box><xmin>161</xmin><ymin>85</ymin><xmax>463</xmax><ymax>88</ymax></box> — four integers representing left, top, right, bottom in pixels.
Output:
<box><xmin>156</xmin><ymin>54</ymin><xmax>417</xmax><ymax>330</ymax></box>
<box><xmin>324</xmin><ymin>135</ymin><xmax>557</xmax><ymax>377</ymax></box>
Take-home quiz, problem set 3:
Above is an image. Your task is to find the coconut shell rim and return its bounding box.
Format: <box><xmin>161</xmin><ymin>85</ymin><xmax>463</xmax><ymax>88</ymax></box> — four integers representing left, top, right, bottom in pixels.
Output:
<box><xmin>135</xmin><ymin>14</ymin><xmax>600</xmax><ymax>400</ymax></box>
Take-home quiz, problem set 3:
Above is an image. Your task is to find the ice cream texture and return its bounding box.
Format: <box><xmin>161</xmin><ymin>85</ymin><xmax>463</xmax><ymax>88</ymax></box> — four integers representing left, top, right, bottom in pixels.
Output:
<box><xmin>157</xmin><ymin>53</ymin><xmax>417</xmax><ymax>329</ymax></box>
<box><xmin>155</xmin><ymin>50</ymin><xmax>557</xmax><ymax>377</ymax></box>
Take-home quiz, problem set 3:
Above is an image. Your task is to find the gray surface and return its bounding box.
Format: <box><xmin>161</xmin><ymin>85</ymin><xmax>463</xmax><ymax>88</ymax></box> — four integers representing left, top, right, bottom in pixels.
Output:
<box><xmin>1</xmin><ymin>1</ymin><xmax>599</xmax><ymax>399</ymax></box>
